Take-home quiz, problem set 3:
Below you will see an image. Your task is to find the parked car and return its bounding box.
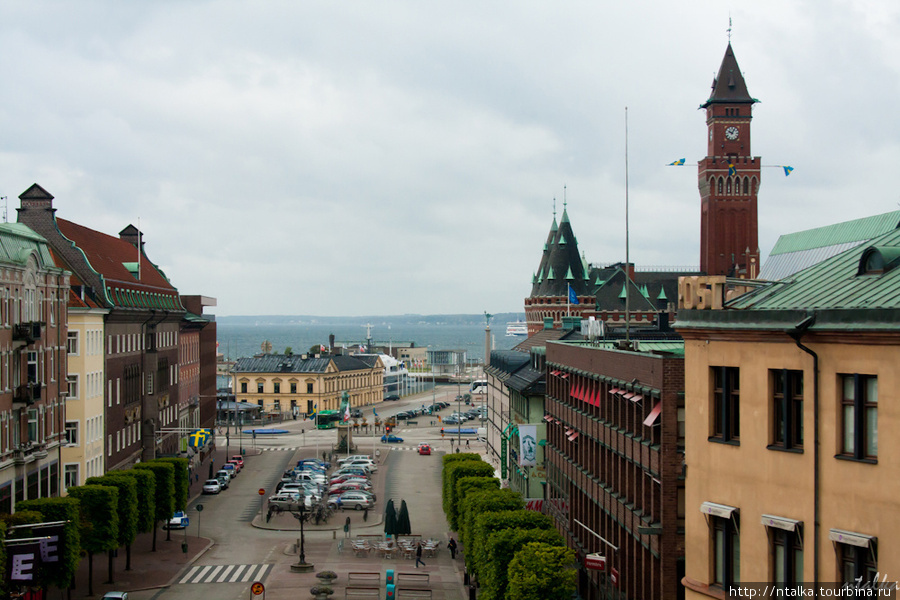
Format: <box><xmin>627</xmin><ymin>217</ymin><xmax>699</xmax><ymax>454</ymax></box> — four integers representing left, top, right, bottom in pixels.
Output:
<box><xmin>337</xmin><ymin>455</ymin><xmax>372</xmax><ymax>465</ymax></box>
<box><xmin>332</xmin><ymin>466</ymin><xmax>367</xmax><ymax>477</ymax></box>
<box><xmin>350</xmin><ymin>408</ymin><xmax>363</xmax><ymax>418</ymax></box>
<box><xmin>342</xmin><ymin>459</ymin><xmax>377</xmax><ymax>472</ymax></box>
<box><xmin>384</xmin><ymin>394</ymin><xmax>400</xmax><ymax>401</ymax></box>
<box><xmin>215</xmin><ymin>471</ymin><xmax>230</xmax><ymax>490</ymax></box>
<box><xmin>329</xmin><ymin>475</ymin><xmax>369</xmax><ymax>486</ymax></box>
<box><xmin>202</xmin><ymin>479</ymin><xmax>221</xmax><ymax>494</ymax></box>
<box><xmin>328</xmin><ymin>481</ymin><xmax>373</xmax><ymax>495</ymax></box>
<box><xmin>220</xmin><ymin>463</ymin><xmax>237</xmax><ymax>478</ymax></box>
<box><xmin>443</xmin><ymin>417</ymin><xmax>461</xmax><ymax>425</ymax></box>
<box><xmin>101</xmin><ymin>593</ymin><xmax>128</xmax><ymax>600</ymax></box>
<box><xmin>381</xmin><ymin>434</ymin><xmax>404</xmax><ymax>443</ymax></box>
<box><xmin>268</xmin><ymin>492</ymin><xmax>310</xmax><ymax>510</ymax></box>
<box><xmin>165</xmin><ymin>511</ymin><xmax>190</xmax><ymax>530</ymax></box>
<box><xmin>230</xmin><ymin>455</ymin><xmax>244</xmax><ymax>469</ymax></box>
<box><xmin>418</xmin><ymin>443</ymin><xmax>432</xmax><ymax>455</ymax></box>
<box><xmin>227</xmin><ymin>459</ymin><xmax>242</xmax><ymax>473</ymax></box>
<box><xmin>328</xmin><ymin>491</ymin><xmax>375</xmax><ymax>511</ymax></box>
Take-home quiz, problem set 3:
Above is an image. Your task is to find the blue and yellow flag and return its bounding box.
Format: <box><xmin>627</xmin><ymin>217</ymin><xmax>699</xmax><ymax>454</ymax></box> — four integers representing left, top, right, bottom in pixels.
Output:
<box><xmin>668</xmin><ymin>158</ymin><xmax>685</xmax><ymax>166</ymax></box>
<box><xmin>728</xmin><ymin>163</ymin><xmax>737</xmax><ymax>177</ymax></box>
<box><xmin>308</xmin><ymin>404</ymin><xmax>317</xmax><ymax>420</ymax></box>
<box><xmin>188</xmin><ymin>429</ymin><xmax>210</xmax><ymax>447</ymax></box>
<box><xmin>783</xmin><ymin>166</ymin><xmax>794</xmax><ymax>177</ymax></box>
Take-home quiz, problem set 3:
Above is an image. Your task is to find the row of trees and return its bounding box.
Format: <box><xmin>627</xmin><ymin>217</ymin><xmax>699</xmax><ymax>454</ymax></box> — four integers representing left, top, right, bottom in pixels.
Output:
<box><xmin>442</xmin><ymin>453</ymin><xmax>576</xmax><ymax>600</ymax></box>
<box><xmin>1</xmin><ymin>457</ymin><xmax>189</xmax><ymax>598</ymax></box>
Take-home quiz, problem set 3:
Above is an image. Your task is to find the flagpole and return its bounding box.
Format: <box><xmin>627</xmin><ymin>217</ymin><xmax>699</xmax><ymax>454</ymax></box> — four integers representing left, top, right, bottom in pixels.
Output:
<box><xmin>624</xmin><ymin>106</ymin><xmax>631</xmax><ymax>343</ymax></box>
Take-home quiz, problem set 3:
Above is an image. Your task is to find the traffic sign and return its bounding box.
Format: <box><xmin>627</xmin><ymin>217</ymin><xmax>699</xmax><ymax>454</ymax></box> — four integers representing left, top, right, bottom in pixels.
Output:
<box><xmin>196</xmin><ymin>504</ymin><xmax>204</xmax><ymax>512</ymax></box>
<box><xmin>251</xmin><ymin>581</ymin><xmax>265</xmax><ymax>595</ymax></box>
<box><xmin>258</xmin><ymin>488</ymin><xmax>265</xmax><ymax>496</ymax></box>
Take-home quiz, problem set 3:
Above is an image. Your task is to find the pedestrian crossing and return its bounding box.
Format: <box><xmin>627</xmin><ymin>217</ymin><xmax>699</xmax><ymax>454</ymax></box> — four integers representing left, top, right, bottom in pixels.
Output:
<box><xmin>178</xmin><ymin>563</ymin><xmax>272</xmax><ymax>584</ymax></box>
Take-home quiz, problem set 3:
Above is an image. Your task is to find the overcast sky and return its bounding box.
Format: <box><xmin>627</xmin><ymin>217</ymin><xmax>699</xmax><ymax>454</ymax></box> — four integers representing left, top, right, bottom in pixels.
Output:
<box><xmin>2</xmin><ymin>1</ymin><xmax>898</xmax><ymax>316</ymax></box>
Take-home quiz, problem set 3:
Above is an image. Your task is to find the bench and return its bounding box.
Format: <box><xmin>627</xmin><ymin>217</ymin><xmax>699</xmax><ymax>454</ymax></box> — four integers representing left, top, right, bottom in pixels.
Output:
<box><xmin>396</xmin><ymin>572</ymin><xmax>430</xmax><ymax>584</ymax></box>
<box><xmin>348</xmin><ymin>572</ymin><xmax>380</xmax><ymax>583</ymax></box>
<box><xmin>396</xmin><ymin>588</ymin><xmax>432</xmax><ymax>599</ymax></box>
<box><xmin>345</xmin><ymin>587</ymin><xmax>381</xmax><ymax>599</ymax></box>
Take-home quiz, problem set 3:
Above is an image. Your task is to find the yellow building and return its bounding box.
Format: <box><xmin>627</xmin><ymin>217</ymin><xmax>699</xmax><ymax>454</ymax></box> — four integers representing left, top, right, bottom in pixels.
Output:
<box><xmin>61</xmin><ymin>298</ymin><xmax>108</xmax><ymax>491</ymax></box>
<box><xmin>676</xmin><ymin>231</ymin><xmax>900</xmax><ymax>598</ymax></box>
<box><xmin>231</xmin><ymin>353</ymin><xmax>383</xmax><ymax>417</ymax></box>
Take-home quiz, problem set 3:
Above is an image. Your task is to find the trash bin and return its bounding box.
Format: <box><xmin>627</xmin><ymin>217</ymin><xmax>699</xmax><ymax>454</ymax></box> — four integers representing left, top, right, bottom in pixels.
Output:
<box><xmin>386</xmin><ymin>583</ymin><xmax>395</xmax><ymax>599</ymax></box>
<box><xmin>386</xmin><ymin>569</ymin><xmax>394</xmax><ymax>585</ymax></box>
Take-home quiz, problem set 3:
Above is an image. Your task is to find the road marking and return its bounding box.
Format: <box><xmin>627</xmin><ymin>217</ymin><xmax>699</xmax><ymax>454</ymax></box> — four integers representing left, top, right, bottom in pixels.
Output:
<box><xmin>260</xmin><ymin>447</ymin><xmax>299</xmax><ymax>452</ymax></box>
<box><xmin>178</xmin><ymin>564</ymin><xmax>272</xmax><ymax>584</ymax></box>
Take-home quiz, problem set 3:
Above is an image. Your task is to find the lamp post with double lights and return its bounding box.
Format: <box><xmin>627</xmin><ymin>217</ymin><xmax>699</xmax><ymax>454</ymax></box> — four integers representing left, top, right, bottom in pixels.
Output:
<box><xmin>288</xmin><ymin>502</ymin><xmax>314</xmax><ymax>572</ymax></box>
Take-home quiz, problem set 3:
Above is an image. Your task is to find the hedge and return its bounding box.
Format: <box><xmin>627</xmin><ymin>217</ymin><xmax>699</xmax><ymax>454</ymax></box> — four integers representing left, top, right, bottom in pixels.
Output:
<box><xmin>507</xmin><ymin>542</ymin><xmax>577</xmax><ymax>600</ymax></box>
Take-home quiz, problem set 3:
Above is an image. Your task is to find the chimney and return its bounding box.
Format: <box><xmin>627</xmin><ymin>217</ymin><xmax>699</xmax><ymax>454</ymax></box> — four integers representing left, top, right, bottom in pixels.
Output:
<box><xmin>119</xmin><ymin>224</ymin><xmax>142</xmax><ymax>248</ymax></box>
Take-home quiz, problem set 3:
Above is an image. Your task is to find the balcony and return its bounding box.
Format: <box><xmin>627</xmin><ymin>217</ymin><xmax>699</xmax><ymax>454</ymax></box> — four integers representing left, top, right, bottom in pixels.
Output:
<box><xmin>14</xmin><ymin>383</ymin><xmax>42</xmax><ymax>406</ymax></box>
<box><xmin>13</xmin><ymin>322</ymin><xmax>42</xmax><ymax>346</ymax></box>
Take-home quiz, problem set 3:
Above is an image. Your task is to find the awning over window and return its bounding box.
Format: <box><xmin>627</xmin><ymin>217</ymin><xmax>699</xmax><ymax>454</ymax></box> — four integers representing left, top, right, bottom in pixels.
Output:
<box><xmin>643</xmin><ymin>402</ymin><xmax>662</xmax><ymax>426</ymax></box>
<box><xmin>829</xmin><ymin>529</ymin><xmax>876</xmax><ymax>549</ymax></box>
<box><xmin>761</xmin><ymin>515</ymin><xmax>802</xmax><ymax>532</ymax></box>
<box><xmin>700</xmin><ymin>501</ymin><xmax>738</xmax><ymax>519</ymax></box>
<box><xmin>567</xmin><ymin>431</ymin><xmax>579</xmax><ymax>441</ymax></box>
<box><xmin>631</xmin><ymin>394</ymin><xmax>644</xmax><ymax>403</ymax></box>
<box><xmin>609</xmin><ymin>387</ymin><xmax>620</xmax><ymax>395</ymax></box>
<box><xmin>542</xmin><ymin>415</ymin><xmax>553</xmax><ymax>423</ymax></box>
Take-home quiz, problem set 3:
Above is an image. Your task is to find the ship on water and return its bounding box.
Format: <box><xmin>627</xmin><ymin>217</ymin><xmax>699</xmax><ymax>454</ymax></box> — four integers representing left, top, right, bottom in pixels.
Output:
<box><xmin>506</xmin><ymin>321</ymin><xmax>528</xmax><ymax>336</ymax></box>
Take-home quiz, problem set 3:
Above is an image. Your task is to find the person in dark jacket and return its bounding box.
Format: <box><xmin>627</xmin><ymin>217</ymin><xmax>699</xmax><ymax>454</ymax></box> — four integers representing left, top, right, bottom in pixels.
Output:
<box><xmin>447</xmin><ymin>537</ymin><xmax>458</xmax><ymax>559</ymax></box>
<box><xmin>415</xmin><ymin>542</ymin><xmax>426</xmax><ymax>568</ymax></box>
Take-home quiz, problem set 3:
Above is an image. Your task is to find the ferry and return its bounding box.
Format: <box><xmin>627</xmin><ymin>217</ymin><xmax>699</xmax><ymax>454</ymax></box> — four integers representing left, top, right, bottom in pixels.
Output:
<box><xmin>506</xmin><ymin>321</ymin><xmax>528</xmax><ymax>336</ymax></box>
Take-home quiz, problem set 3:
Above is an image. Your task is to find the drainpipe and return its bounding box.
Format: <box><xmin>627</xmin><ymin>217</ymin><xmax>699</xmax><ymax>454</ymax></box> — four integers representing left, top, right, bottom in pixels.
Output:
<box><xmin>788</xmin><ymin>314</ymin><xmax>818</xmax><ymax>591</ymax></box>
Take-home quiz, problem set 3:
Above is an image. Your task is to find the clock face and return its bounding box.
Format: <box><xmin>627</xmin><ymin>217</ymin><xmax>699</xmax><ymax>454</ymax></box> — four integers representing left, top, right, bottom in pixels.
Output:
<box><xmin>725</xmin><ymin>126</ymin><xmax>740</xmax><ymax>141</ymax></box>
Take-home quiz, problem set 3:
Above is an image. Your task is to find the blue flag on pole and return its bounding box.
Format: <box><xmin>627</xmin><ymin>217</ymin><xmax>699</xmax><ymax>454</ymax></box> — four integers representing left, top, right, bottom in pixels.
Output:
<box><xmin>783</xmin><ymin>166</ymin><xmax>794</xmax><ymax>176</ymax></box>
<box><xmin>568</xmin><ymin>285</ymin><xmax>580</xmax><ymax>305</ymax></box>
<box><xmin>728</xmin><ymin>163</ymin><xmax>737</xmax><ymax>177</ymax></box>
<box><xmin>308</xmin><ymin>404</ymin><xmax>317</xmax><ymax>420</ymax></box>
<box><xmin>668</xmin><ymin>158</ymin><xmax>685</xmax><ymax>166</ymax></box>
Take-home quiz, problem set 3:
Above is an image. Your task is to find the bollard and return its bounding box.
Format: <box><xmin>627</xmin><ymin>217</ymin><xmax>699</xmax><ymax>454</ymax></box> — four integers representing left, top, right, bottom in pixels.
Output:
<box><xmin>386</xmin><ymin>583</ymin><xmax>395</xmax><ymax>599</ymax></box>
<box><xmin>385</xmin><ymin>569</ymin><xmax>394</xmax><ymax>585</ymax></box>
<box><xmin>332</xmin><ymin>530</ymin><xmax>336</xmax><ymax>539</ymax></box>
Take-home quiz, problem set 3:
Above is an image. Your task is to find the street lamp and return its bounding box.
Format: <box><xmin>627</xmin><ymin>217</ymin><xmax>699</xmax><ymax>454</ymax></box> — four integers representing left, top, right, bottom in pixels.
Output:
<box><xmin>289</xmin><ymin>503</ymin><xmax>314</xmax><ymax>572</ymax></box>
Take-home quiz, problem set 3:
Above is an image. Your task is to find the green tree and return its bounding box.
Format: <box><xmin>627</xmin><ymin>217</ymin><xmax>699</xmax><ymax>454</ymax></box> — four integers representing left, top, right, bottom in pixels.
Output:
<box><xmin>151</xmin><ymin>457</ymin><xmax>189</xmax><ymax>541</ymax></box>
<box><xmin>86</xmin><ymin>474</ymin><xmax>138</xmax><ymax>583</ymax></box>
<box><xmin>471</xmin><ymin>509</ymin><xmax>553</xmax><ymax>580</ymax></box>
<box><xmin>67</xmin><ymin>485</ymin><xmax>119</xmax><ymax>596</ymax></box>
<box><xmin>507</xmin><ymin>542</ymin><xmax>577</xmax><ymax>600</ymax></box>
<box><xmin>480</xmin><ymin>528</ymin><xmax>565</xmax><ymax>600</ymax></box>
<box><xmin>459</xmin><ymin>488</ymin><xmax>524</xmax><ymax>557</ymax></box>
<box><xmin>134</xmin><ymin>461</ymin><xmax>175</xmax><ymax>552</ymax></box>
<box><xmin>441</xmin><ymin>456</ymin><xmax>494</xmax><ymax>529</ymax></box>
<box><xmin>115</xmin><ymin>468</ymin><xmax>156</xmax><ymax>570</ymax></box>
<box><xmin>15</xmin><ymin>496</ymin><xmax>81</xmax><ymax>594</ymax></box>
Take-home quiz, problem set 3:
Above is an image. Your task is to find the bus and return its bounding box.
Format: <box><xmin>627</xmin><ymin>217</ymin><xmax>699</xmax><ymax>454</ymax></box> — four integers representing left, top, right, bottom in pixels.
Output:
<box><xmin>469</xmin><ymin>379</ymin><xmax>488</xmax><ymax>395</ymax></box>
<box><xmin>315</xmin><ymin>410</ymin><xmax>342</xmax><ymax>429</ymax></box>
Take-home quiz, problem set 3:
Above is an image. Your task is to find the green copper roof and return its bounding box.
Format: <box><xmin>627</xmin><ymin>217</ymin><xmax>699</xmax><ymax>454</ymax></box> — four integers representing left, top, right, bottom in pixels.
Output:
<box><xmin>565</xmin><ymin>266</ymin><xmax>575</xmax><ymax>280</ymax></box>
<box><xmin>657</xmin><ymin>286</ymin><xmax>668</xmax><ymax>300</ymax></box>
<box><xmin>769</xmin><ymin>211</ymin><xmax>900</xmax><ymax>256</ymax></box>
<box><xmin>720</xmin><ymin>225</ymin><xmax>900</xmax><ymax>321</ymax></box>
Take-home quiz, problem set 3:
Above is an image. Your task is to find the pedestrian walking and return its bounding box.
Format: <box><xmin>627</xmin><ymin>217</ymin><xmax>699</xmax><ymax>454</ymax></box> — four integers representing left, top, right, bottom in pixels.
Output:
<box><xmin>447</xmin><ymin>537</ymin><xmax>458</xmax><ymax>559</ymax></box>
<box><xmin>465</xmin><ymin>439</ymin><xmax>470</xmax><ymax>449</ymax></box>
<box><xmin>415</xmin><ymin>542</ymin><xmax>426</xmax><ymax>568</ymax></box>
<box><xmin>363</xmin><ymin>506</ymin><xmax>369</xmax><ymax>522</ymax></box>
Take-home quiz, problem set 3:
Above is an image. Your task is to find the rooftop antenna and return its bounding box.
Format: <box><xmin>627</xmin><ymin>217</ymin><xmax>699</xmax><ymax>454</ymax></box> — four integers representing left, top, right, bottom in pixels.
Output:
<box><xmin>563</xmin><ymin>184</ymin><xmax>567</xmax><ymax>211</ymax></box>
<box><xmin>552</xmin><ymin>197</ymin><xmax>556</xmax><ymax>221</ymax></box>
<box><xmin>727</xmin><ymin>15</ymin><xmax>732</xmax><ymax>42</ymax></box>
<box><xmin>0</xmin><ymin>197</ymin><xmax>6</xmax><ymax>222</ymax></box>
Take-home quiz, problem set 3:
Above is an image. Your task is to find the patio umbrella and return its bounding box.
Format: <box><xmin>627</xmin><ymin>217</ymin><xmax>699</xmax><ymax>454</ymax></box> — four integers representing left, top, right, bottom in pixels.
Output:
<box><xmin>397</xmin><ymin>499</ymin><xmax>412</xmax><ymax>535</ymax></box>
<box><xmin>384</xmin><ymin>498</ymin><xmax>398</xmax><ymax>538</ymax></box>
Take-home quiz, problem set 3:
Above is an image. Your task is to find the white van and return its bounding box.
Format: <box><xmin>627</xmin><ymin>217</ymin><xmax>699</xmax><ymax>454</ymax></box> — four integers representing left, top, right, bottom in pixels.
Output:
<box><xmin>337</xmin><ymin>454</ymin><xmax>372</xmax><ymax>465</ymax></box>
<box><xmin>343</xmin><ymin>459</ymin><xmax>377</xmax><ymax>473</ymax></box>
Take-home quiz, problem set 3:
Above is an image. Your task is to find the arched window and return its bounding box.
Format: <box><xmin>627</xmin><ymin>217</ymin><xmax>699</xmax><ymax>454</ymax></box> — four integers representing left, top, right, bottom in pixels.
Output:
<box><xmin>743</xmin><ymin>177</ymin><xmax>749</xmax><ymax>194</ymax></box>
<box><xmin>726</xmin><ymin>178</ymin><xmax>732</xmax><ymax>194</ymax></box>
<box><xmin>717</xmin><ymin>178</ymin><xmax>724</xmax><ymax>194</ymax></box>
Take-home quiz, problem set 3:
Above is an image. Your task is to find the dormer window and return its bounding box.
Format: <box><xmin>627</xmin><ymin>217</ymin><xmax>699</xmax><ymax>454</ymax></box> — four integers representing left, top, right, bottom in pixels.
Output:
<box><xmin>858</xmin><ymin>246</ymin><xmax>900</xmax><ymax>276</ymax></box>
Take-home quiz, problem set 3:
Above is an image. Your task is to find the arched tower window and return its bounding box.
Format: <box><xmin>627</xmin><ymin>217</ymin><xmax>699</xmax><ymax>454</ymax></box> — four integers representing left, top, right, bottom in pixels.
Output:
<box><xmin>743</xmin><ymin>177</ymin><xmax>749</xmax><ymax>194</ymax></box>
<box><xmin>717</xmin><ymin>178</ymin><xmax>724</xmax><ymax>194</ymax></box>
<box><xmin>726</xmin><ymin>178</ymin><xmax>732</xmax><ymax>195</ymax></box>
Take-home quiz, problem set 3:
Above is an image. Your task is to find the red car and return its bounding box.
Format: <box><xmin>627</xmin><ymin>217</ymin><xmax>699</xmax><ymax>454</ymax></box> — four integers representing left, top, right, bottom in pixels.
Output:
<box><xmin>230</xmin><ymin>455</ymin><xmax>244</xmax><ymax>469</ymax></box>
<box><xmin>418</xmin><ymin>444</ymin><xmax>431</xmax><ymax>455</ymax></box>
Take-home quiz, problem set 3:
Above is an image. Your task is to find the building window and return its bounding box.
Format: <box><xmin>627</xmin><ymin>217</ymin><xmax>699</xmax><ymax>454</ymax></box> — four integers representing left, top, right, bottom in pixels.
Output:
<box><xmin>307</xmin><ymin>383</ymin><xmax>313</xmax><ymax>394</ymax></box>
<box><xmin>67</xmin><ymin>375</ymin><xmax>79</xmax><ymax>400</ymax></box>
<box><xmin>67</xmin><ymin>331</ymin><xmax>80</xmax><ymax>355</ymax></box>
<box><xmin>712</xmin><ymin>515</ymin><xmax>740</xmax><ymax>588</ymax></box>
<box><xmin>257</xmin><ymin>382</ymin><xmax>264</xmax><ymax>394</ymax></box>
<box><xmin>711</xmin><ymin>366</ymin><xmax>740</xmax><ymax>443</ymax></box>
<box><xmin>840</xmin><ymin>374</ymin><xmax>877</xmax><ymax>460</ymax></box>
<box><xmin>838</xmin><ymin>542</ymin><xmax>877</xmax><ymax>586</ymax></box>
<box><xmin>771</xmin><ymin>369</ymin><xmax>803</xmax><ymax>450</ymax></box>
<box><xmin>290</xmin><ymin>382</ymin><xmax>297</xmax><ymax>394</ymax></box>
<box><xmin>64</xmin><ymin>464</ymin><xmax>79</xmax><ymax>489</ymax></box>
<box><xmin>771</xmin><ymin>528</ymin><xmax>803</xmax><ymax>585</ymax></box>
<box><xmin>274</xmin><ymin>382</ymin><xmax>281</xmax><ymax>394</ymax></box>
<box><xmin>241</xmin><ymin>381</ymin><xmax>247</xmax><ymax>394</ymax></box>
<box><xmin>65</xmin><ymin>421</ymin><xmax>79</xmax><ymax>445</ymax></box>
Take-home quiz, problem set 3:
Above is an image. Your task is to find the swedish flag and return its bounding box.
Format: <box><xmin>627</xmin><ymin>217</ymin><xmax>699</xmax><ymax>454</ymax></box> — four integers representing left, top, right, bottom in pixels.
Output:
<box><xmin>783</xmin><ymin>166</ymin><xmax>794</xmax><ymax>177</ymax></box>
<box><xmin>308</xmin><ymin>404</ymin><xmax>317</xmax><ymax>420</ymax></box>
<box><xmin>728</xmin><ymin>163</ymin><xmax>737</xmax><ymax>177</ymax></box>
<box><xmin>668</xmin><ymin>158</ymin><xmax>685</xmax><ymax>166</ymax></box>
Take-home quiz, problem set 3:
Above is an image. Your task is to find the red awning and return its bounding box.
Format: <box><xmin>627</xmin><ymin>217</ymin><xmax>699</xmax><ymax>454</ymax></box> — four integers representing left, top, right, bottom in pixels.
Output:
<box><xmin>551</xmin><ymin>370</ymin><xmax>561</xmax><ymax>376</ymax></box>
<box><xmin>643</xmin><ymin>401</ymin><xmax>662</xmax><ymax>426</ymax></box>
<box><xmin>567</xmin><ymin>431</ymin><xmax>580</xmax><ymax>441</ymax></box>
<box><xmin>589</xmin><ymin>388</ymin><xmax>600</xmax><ymax>406</ymax></box>
<box><xmin>609</xmin><ymin>387</ymin><xmax>620</xmax><ymax>395</ymax></box>
<box><xmin>560</xmin><ymin>373</ymin><xmax>569</xmax><ymax>379</ymax></box>
<box><xmin>622</xmin><ymin>392</ymin><xmax>634</xmax><ymax>400</ymax></box>
<box><xmin>631</xmin><ymin>394</ymin><xmax>644</xmax><ymax>403</ymax></box>
<box><xmin>542</xmin><ymin>415</ymin><xmax>553</xmax><ymax>423</ymax></box>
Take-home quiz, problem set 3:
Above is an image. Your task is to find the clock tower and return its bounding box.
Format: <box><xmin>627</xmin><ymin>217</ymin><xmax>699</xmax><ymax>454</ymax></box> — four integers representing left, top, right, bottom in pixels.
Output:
<box><xmin>698</xmin><ymin>43</ymin><xmax>761</xmax><ymax>277</ymax></box>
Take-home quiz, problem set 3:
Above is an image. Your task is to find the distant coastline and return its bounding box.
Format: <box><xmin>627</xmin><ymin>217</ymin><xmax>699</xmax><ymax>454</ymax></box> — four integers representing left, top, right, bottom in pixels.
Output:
<box><xmin>215</xmin><ymin>313</ymin><xmax>525</xmax><ymax>362</ymax></box>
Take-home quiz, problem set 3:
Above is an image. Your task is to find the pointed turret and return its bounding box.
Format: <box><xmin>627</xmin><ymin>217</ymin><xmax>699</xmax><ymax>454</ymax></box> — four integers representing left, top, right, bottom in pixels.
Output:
<box><xmin>701</xmin><ymin>43</ymin><xmax>758</xmax><ymax>108</ymax></box>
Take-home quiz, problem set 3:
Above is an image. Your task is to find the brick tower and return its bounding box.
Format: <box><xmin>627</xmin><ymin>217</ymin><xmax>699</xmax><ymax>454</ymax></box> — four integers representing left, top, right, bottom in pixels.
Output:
<box><xmin>698</xmin><ymin>43</ymin><xmax>761</xmax><ymax>277</ymax></box>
